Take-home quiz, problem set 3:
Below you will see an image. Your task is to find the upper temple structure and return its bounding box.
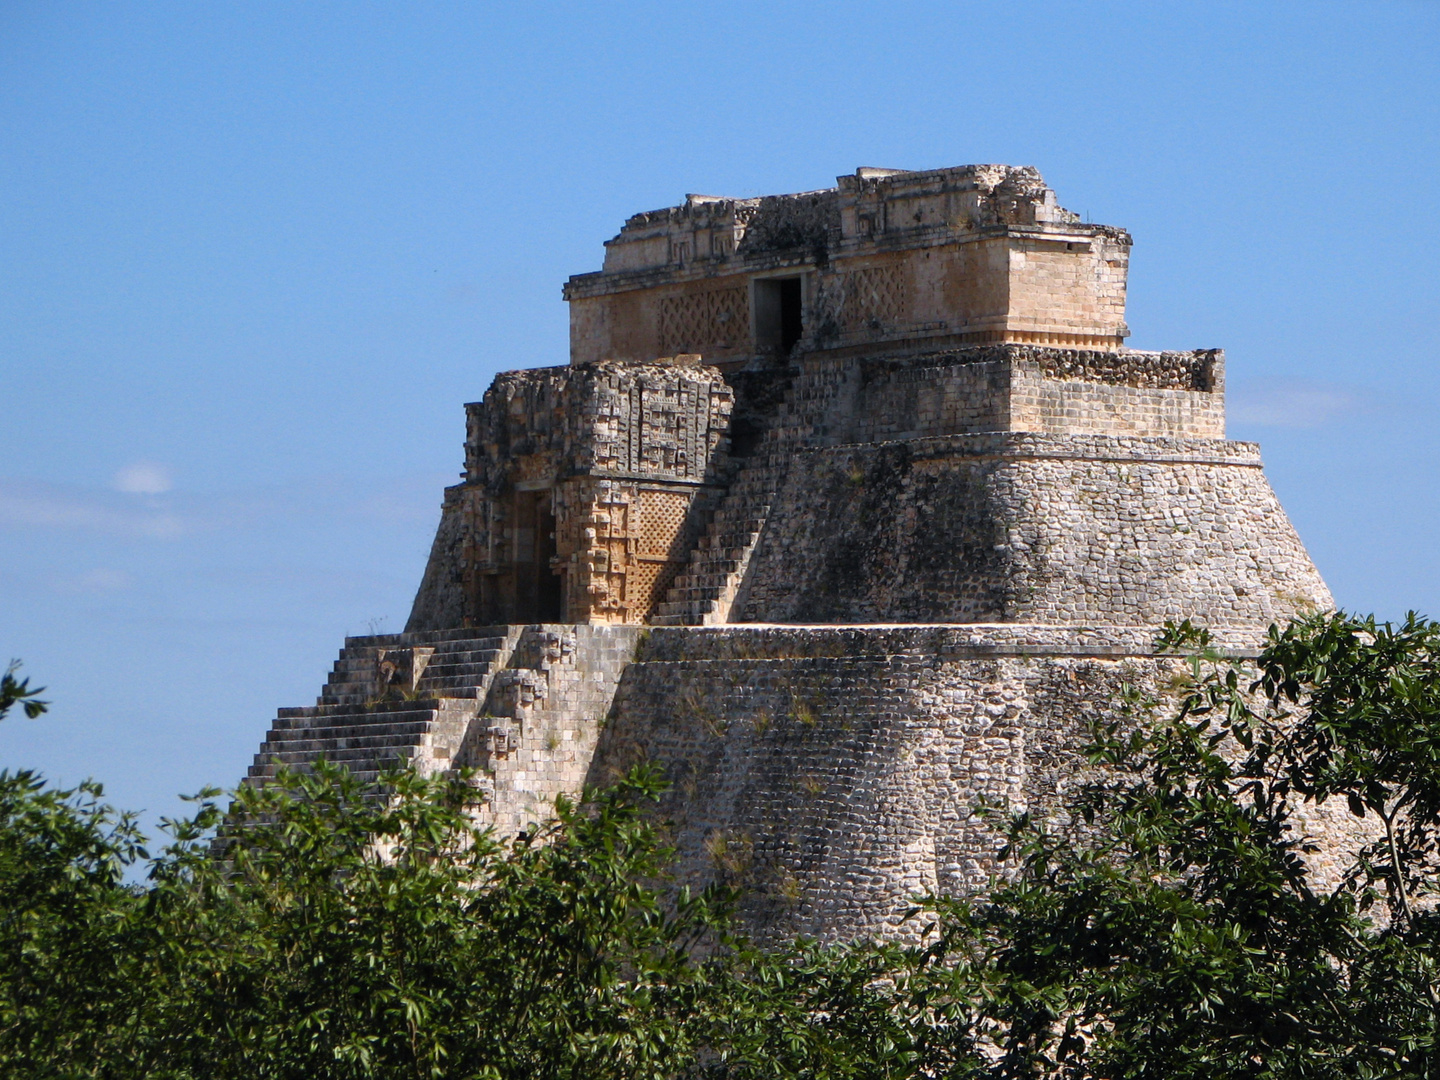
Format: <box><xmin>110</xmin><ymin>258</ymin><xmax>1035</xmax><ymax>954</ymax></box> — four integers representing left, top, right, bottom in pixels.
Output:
<box><xmin>246</xmin><ymin>166</ymin><xmax>1337</xmax><ymax>940</ymax></box>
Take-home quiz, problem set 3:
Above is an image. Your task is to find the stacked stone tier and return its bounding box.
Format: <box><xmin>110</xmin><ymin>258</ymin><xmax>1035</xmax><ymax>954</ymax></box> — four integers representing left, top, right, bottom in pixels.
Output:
<box><xmin>246</xmin><ymin>626</ymin><xmax>520</xmax><ymax>787</ymax></box>
<box><xmin>652</xmin><ymin>452</ymin><xmax>786</xmax><ymax>625</ymax></box>
<box><xmin>247</xmin><ymin>701</ymin><xmax>458</xmax><ymax>786</ymax></box>
<box><xmin>588</xmin><ymin>622</ymin><xmax>1363</xmax><ymax>943</ymax></box>
<box><xmin>320</xmin><ymin>629</ymin><xmax>514</xmax><ymax>705</ymax></box>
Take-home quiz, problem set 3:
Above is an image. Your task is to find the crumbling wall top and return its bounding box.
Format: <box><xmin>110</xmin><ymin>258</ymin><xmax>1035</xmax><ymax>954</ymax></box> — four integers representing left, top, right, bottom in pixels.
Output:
<box><xmin>564</xmin><ymin>165</ymin><xmax>1133</xmax><ymax>364</ymax></box>
<box><xmin>583</xmin><ymin>165</ymin><xmax>1123</xmax><ymax>281</ymax></box>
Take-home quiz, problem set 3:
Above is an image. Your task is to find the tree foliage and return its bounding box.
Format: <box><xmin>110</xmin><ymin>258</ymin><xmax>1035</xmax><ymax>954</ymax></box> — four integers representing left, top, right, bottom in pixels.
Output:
<box><xmin>933</xmin><ymin>612</ymin><xmax>1440</xmax><ymax>1079</ymax></box>
<box><xmin>5</xmin><ymin>612</ymin><xmax>1440</xmax><ymax>1077</ymax></box>
<box><xmin>0</xmin><ymin>756</ymin><xmax>974</xmax><ymax>1078</ymax></box>
<box><xmin>0</xmin><ymin>660</ymin><xmax>48</xmax><ymax>722</ymax></box>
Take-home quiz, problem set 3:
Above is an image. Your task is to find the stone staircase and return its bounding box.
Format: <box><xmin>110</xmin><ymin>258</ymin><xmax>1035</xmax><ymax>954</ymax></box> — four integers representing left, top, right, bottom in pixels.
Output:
<box><xmin>245</xmin><ymin>626</ymin><xmax>520</xmax><ymax>787</ymax></box>
<box><xmin>652</xmin><ymin>358</ymin><xmax>838</xmax><ymax>627</ymax></box>
<box><xmin>651</xmin><ymin>452</ymin><xmax>788</xmax><ymax>625</ymax></box>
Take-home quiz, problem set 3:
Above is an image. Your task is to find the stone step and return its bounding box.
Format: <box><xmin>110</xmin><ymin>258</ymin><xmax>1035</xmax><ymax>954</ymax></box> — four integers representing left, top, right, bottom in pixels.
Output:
<box><xmin>266</xmin><ymin>712</ymin><xmax>447</xmax><ymax>733</ymax></box>
<box><xmin>344</xmin><ymin>626</ymin><xmax>510</xmax><ymax>647</ymax></box>
<box><xmin>263</xmin><ymin>717</ymin><xmax>434</xmax><ymax>741</ymax></box>
<box><xmin>341</xmin><ymin>637</ymin><xmax>506</xmax><ymax>654</ymax></box>
<box><xmin>653</xmin><ymin>599</ymin><xmax>719</xmax><ymax>619</ymax></box>
<box><xmin>321</xmin><ymin>690</ymin><xmax>483</xmax><ymax>706</ymax></box>
<box><xmin>666</xmin><ymin>585</ymin><xmax>725</xmax><ymax>602</ymax></box>
<box><xmin>255</xmin><ymin>741</ymin><xmax>425</xmax><ymax>765</ymax></box>
<box><xmin>321</xmin><ymin>645</ymin><xmax>509</xmax><ymax>703</ymax></box>
<box><xmin>326</xmin><ymin>643</ymin><xmax>506</xmax><ymax>677</ymax></box>
<box><xmin>264</xmin><ymin>720</ymin><xmax>433</xmax><ymax>741</ymax></box>
<box><xmin>248</xmin><ymin>627</ymin><xmax>521</xmax><ymax>790</ymax></box>
<box><xmin>277</xmin><ymin>699</ymin><xmax>442</xmax><ymax>718</ymax></box>
<box><xmin>707</xmin><ymin>514</ymin><xmax>767</xmax><ymax>532</ymax></box>
<box><xmin>263</xmin><ymin>730</ymin><xmax>432</xmax><ymax>750</ymax></box>
<box><xmin>247</xmin><ymin>762</ymin><xmax>391</xmax><ymax>784</ymax></box>
<box><xmin>710</xmin><ymin>504</ymin><xmax>769</xmax><ymax>522</ymax></box>
<box><xmin>421</xmin><ymin>657</ymin><xmax>505</xmax><ymax>676</ymax></box>
<box><xmin>672</xmin><ymin>563</ymin><xmax>740</xmax><ymax>587</ymax></box>
<box><xmin>699</xmin><ymin>534</ymin><xmax>758</xmax><ymax>554</ymax></box>
<box><xmin>700</xmin><ymin>535</ymin><xmax>755</xmax><ymax>551</ymax></box>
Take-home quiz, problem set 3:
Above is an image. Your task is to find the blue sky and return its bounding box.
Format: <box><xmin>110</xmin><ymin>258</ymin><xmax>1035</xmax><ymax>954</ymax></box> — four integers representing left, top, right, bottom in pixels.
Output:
<box><xmin>2</xmin><ymin>1</ymin><xmax>1437</xmax><ymax>830</ymax></box>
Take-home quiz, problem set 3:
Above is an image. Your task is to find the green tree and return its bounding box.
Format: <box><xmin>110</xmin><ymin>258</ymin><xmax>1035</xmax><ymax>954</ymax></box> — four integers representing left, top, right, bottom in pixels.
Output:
<box><xmin>0</xmin><ymin>659</ymin><xmax>147</xmax><ymax>1075</ymax></box>
<box><xmin>922</xmin><ymin>613</ymin><xmax>1440</xmax><ymax>1079</ymax></box>
<box><xmin>0</xmin><ymin>660</ymin><xmax>48</xmax><ymax>722</ymax></box>
<box><xmin>10</xmin><ymin>613</ymin><xmax>1440</xmax><ymax>1079</ymax></box>
<box><xmin>0</xmin><ymin>742</ymin><xmax>974</xmax><ymax>1078</ymax></box>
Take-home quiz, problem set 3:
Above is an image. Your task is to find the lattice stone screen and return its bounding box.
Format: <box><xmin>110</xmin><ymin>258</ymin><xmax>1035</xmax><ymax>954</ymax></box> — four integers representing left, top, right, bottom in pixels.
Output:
<box><xmin>637</xmin><ymin>489</ymin><xmax>692</xmax><ymax>558</ymax></box>
<box><xmin>659</xmin><ymin>286</ymin><xmax>749</xmax><ymax>355</ymax></box>
<box><xmin>839</xmin><ymin>264</ymin><xmax>908</xmax><ymax>332</ymax></box>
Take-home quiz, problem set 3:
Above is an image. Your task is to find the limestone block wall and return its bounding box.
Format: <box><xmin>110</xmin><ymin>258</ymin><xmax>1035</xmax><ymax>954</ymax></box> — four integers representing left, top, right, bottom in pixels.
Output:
<box><xmin>457</xmin><ymin>624</ymin><xmax>641</xmax><ymax>837</ymax></box>
<box><xmin>735</xmin><ymin>433</ymin><xmax>1331</xmax><ymax>630</ymax></box>
<box><xmin>586</xmin><ymin>624</ymin><xmax>1367</xmax><ymax>943</ymax></box>
<box><xmin>461</xmin><ymin>361</ymin><xmax>732</xmax><ymax>485</ymax></box>
<box><xmin>565</xmin><ymin>166</ymin><xmax>1134</xmax><ymax>366</ymax></box>
<box><xmin>586</xmin><ymin>626</ymin><xmax>1189</xmax><ymax>942</ymax></box>
<box><xmin>844</xmin><ymin>355</ymin><xmax>1013</xmax><ymax>442</ymax></box>
<box><xmin>757</xmin><ymin>346</ymin><xmax>1224</xmax><ymax>449</ymax></box>
<box><xmin>1008</xmin><ymin>348</ymin><xmax>1223</xmax><ymax>438</ymax></box>
<box><xmin>568</xmin><ymin>231</ymin><xmax>1129</xmax><ymax>367</ymax></box>
<box><xmin>1006</xmin><ymin>234</ymin><xmax>1130</xmax><ymax>342</ymax></box>
<box><xmin>568</xmin><ymin>281</ymin><xmax>755</xmax><ymax>370</ymax></box>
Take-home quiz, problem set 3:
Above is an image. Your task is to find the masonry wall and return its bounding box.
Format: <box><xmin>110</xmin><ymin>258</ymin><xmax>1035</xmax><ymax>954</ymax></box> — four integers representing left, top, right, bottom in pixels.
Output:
<box><xmin>844</xmin><ymin>356</ymin><xmax>1013</xmax><ymax>442</ymax></box>
<box><xmin>1010</xmin><ymin>364</ymin><xmax>1223</xmax><ymax>438</ymax></box>
<box><xmin>407</xmin><ymin>362</ymin><xmax>733</xmax><ymax>630</ymax></box>
<box><xmin>586</xmin><ymin>626</ymin><xmax>1185</xmax><ymax>942</ymax></box>
<box><xmin>756</xmin><ymin>346</ymin><xmax>1224</xmax><ymax>449</ymax></box>
<box><xmin>455</xmin><ymin>624</ymin><xmax>641</xmax><ymax>837</ymax></box>
<box><xmin>736</xmin><ymin>433</ymin><xmax>1331</xmax><ymax>629</ymax></box>
<box><xmin>830</xmin><ymin>348</ymin><xmax>1223</xmax><ymax>442</ymax></box>
<box><xmin>567</xmin><ymin>235</ymin><xmax>1128</xmax><ymax>367</ymax></box>
<box><xmin>587</xmin><ymin>625</ymin><xmax>1367</xmax><ymax>943</ymax></box>
<box><xmin>1006</xmin><ymin>234</ymin><xmax>1130</xmax><ymax>342</ymax></box>
<box><xmin>568</xmin><ymin>280</ymin><xmax>754</xmax><ymax>367</ymax></box>
<box><xmin>566</xmin><ymin>165</ymin><xmax>1135</xmax><ymax>366</ymax></box>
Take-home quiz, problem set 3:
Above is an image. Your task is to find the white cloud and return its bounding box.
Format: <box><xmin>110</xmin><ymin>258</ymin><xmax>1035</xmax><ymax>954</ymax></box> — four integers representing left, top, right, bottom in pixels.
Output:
<box><xmin>113</xmin><ymin>462</ymin><xmax>173</xmax><ymax>495</ymax></box>
<box><xmin>1228</xmin><ymin>383</ymin><xmax>1369</xmax><ymax>429</ymax></box>
<box><xmin>0</xmin><ymin>479</ymin><xmax>188</xmax><ymax>539</ymax></box>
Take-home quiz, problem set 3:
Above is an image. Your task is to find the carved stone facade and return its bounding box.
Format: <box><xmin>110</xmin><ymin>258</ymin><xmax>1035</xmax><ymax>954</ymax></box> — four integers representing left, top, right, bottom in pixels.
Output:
<box><xmin>247</xmin><ymin>165</ymin><xmax>1341</xmax><ymax>942</ymax></box>
<box><xmin>565</xmin><ymin>165</ymin><xmax>1131</xmax><ymax>370</ymax></box>
<box><xmin>407</xmin><ymin>360</ymin><xmax>733</xmax><ymax>628</ymax></box>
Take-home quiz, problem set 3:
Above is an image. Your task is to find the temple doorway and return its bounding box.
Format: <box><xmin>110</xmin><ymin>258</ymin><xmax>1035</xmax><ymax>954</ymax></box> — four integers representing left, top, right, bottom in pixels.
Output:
<box><xmin>515</xmin><ymin>488</ymin><xmax>564</xmax><ymax>622</ymax></box>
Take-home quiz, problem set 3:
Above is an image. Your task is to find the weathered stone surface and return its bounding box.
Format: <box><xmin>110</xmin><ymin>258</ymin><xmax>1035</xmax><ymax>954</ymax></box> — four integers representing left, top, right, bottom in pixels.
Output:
<box><xmin>244</xmin><ymin>164</ymin><xmax>1347</xmax><ymax>943</ymax></box>
<box><xmin>407</xmin><ymin>361</ymin><xmax>733</xmax><ymax>628</ymax></box>
<box><xmin>589</xmin><ymin>625</ymin><xmax>1190</xmax><ymax>941</ymax></box>
<box><xmin>736</xmin><ymin>434</ymin><xmax>1328</xmax><ymax>628</ymax></box>
<box><xmin>567</xmin><ymin>165</ymin><xmax>1131</xmax><ymax>367</ymax></box>
<box><xmin>585</xmin><ymin>625</ymin><xmax>1366</xmax><ymax>942</ymax></box>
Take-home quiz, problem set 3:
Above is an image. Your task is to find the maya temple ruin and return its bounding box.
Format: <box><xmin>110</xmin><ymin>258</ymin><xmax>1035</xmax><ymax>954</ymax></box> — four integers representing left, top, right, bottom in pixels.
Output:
<box><xmin>245</xmin><ymin>164</ymin><xmax>1334</xmax><ymax>940</ymax></box>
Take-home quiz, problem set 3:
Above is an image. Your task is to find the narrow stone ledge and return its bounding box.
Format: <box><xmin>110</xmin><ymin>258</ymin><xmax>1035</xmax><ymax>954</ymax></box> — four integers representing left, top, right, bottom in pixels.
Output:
<box><xmin>816</xmin><ymin>432</ymin><xmax>1263</xmax><ymax>468</ymax></box>
<box><xmin>638</xmin><ymin>623</ymin><xmax>1264</xmax><ymax>664</ymax></box>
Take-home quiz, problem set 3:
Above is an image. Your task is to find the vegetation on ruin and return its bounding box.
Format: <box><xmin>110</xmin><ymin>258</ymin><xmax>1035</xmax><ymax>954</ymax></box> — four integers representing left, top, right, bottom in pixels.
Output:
<box><xmin>6</xmin><ymin>611</ymin><xmax>1440</xmax><ymax>1077</ymax></box>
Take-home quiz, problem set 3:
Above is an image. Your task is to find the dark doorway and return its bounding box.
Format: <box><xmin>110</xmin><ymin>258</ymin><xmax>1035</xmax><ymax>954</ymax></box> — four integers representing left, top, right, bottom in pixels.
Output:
<box><xmin>514</xmin><ymin>489</ymin><xmax>565</xmax><ymax>622</ymax></box>
<box><xmin>778</xmin><ymin>277</ymin><xmax>802</xmax><ymax>355</ymax></box>
<box><xmin>536</xmin><ymin>499</ymin><xmax>563</xmax><ymax>622</ymax></box>
<box><xmin>754</xmin><ymin>276</ymin><xmax>804</xmax><ymax>356</ymax></box>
